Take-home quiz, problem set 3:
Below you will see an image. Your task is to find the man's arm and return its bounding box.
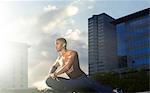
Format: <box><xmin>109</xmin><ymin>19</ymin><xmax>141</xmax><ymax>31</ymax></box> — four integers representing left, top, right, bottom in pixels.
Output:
<box><xmin>49</xmin><ymin>57</ymin><xmax>60</xmax><ymax>74</ymax></box>
<box><xmin>55</xmin><ymin>51</ymin><xmax>76</xmax><ymax>76</ymax></box>
<box><xmin>49</xmin><ymin>62</ymin><xmax>59</xmax><ymax>73</ymax></box>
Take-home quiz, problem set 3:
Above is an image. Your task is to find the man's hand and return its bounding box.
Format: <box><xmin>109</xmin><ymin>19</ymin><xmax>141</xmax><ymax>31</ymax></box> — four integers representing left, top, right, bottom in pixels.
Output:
<box><xmin>50</xmin><ymin>73</ymin><xmax>57</xmax><ymax>79</ymax></box>
<box><xmin>45</xmin><ymin>73</ymin><xmax>57</xmax><ymax>80</ymax></box>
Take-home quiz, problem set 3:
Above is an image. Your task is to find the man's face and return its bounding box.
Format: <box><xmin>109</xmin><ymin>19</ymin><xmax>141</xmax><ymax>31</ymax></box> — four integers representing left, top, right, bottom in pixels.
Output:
<box><xmin>55</xmin><ymin>40</ymin><xmax>64</xmax><ymax>52</ymax></box>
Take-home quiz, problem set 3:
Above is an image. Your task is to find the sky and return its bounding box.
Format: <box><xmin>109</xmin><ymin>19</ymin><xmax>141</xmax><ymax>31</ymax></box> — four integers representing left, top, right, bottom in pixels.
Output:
<box><xmin>0</xmin><ymin>0</ymin><xmax>149</xmax><ymax>88</ymax></box>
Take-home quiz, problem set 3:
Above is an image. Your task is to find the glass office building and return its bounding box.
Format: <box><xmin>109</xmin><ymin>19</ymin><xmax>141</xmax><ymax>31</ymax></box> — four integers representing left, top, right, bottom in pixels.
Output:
<box><xmin>113</xmin><ymin>8</ymin><xmax>150</xmax><ymax>68</ymax></box>
<box><xmin>88</xmin><ymin>13</ymin><xmax>117</xmax><ymax>75</ymax></box>
<box><xmin>88</xmin><ymin>8</ymin><xmax>149</xmax><ymax>75</ymax></box>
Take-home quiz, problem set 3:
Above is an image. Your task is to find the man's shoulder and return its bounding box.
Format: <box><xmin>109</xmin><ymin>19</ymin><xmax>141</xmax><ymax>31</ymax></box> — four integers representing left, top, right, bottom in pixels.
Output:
<box><xmin>68</xmin><ymin>50</ymin><xmax>78</xmax><ymax>55</ymax></box>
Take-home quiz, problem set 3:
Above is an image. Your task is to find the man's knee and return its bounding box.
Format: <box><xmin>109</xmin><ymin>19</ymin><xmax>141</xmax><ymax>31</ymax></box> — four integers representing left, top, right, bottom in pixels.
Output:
<box><xmin>45</xmin><ymin>77</ymin><xmax>54</xmax><ymax>87</ymax></box>
<box><xmin>45</xmin><ymin>77</ymin><xmax>66</xmax><ymax>91</ymax></box>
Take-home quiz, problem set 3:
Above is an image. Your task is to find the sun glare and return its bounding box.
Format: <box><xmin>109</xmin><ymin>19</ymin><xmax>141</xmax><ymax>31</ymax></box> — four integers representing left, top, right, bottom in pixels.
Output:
<box><xmin>0</xmin><ymin>3</ymin><xmax>18</xmax><ymax>78</ymax></box>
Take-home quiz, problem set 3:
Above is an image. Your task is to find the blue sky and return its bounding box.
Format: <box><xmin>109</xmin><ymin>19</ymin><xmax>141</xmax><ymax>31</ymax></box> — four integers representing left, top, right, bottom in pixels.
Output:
<box><xmin>0</xmin><ymin>0</ymin><xmax>149</xmax><ymax>88</ymax></box>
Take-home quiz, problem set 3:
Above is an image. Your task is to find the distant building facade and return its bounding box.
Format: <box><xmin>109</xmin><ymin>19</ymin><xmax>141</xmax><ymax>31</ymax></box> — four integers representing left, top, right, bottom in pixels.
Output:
<box><xmin>0</xmin><ymin>42</ymin><xmax>29</xmax><ymax>89</ymax></box>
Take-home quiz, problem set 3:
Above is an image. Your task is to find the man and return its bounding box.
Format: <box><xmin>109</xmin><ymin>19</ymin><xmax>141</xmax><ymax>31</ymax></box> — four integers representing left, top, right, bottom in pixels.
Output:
<box><xmin>45</xmin><ymin>38</ymin><xmax>113</xmax><ymax>93</ymax></box>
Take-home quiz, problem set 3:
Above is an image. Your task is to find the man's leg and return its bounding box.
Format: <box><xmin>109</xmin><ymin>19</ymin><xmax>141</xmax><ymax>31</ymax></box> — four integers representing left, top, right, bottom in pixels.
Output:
<box><xmin>83</xmin><ymin>76</ymin><xmax>113</xmax><ymax>93</ymax></box>
<box><xmin>46</xmin><ymin>77</ymin><xmax>74</xmax><ymax>91</ymax></box>
<box><xmin>46</xmin><ymin>76</ymin><xmax>90</xmax><ymax>92</ymax></box>
<box><xmin>46</xmin><ymin>77</ymin><xmax>66</xmax><ymax>91</ymax></box>
<box><xmin>65</xmin><ymin>75</ymin><xmax>112</xmax><ymax>92</ymax></box>
<box><xmin>46</xmin><ymin>76</ymin><xmax>112</xmax><ymax>92</ymax></box>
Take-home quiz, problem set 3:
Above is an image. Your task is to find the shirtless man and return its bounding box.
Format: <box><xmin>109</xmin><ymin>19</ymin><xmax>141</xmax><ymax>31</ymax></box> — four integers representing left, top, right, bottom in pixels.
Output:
<box><xmin>45</xmin><ymin>38</ymin><xmax>112</xmax><ymax>92</ymax></box>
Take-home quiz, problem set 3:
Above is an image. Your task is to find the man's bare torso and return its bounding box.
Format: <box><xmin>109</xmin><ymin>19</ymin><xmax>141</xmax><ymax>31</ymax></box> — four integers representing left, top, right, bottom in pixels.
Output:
<box><xmin>60</xmin><ymin>50</ymin><xmax>86</xmax><ymax>79</ymax></box>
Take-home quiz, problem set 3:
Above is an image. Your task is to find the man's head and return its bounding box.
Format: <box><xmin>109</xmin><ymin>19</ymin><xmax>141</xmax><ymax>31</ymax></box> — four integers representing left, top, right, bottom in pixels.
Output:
<box><xmin>55</xmin><ymin>38</ymin><xmax>67</xmax><ymax>52</ymax></box>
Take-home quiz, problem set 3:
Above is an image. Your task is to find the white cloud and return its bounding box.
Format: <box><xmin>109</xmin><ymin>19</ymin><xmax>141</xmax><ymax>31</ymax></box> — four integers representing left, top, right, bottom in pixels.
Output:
<box><xmin>28</xmin><ymin>61</ymin><xmax>51</xmax><ymax>86</ymax></box>
<box><xmin>43</xmin><ymin>5</ymin><xmax>57</xmax><ymax>12</ymax></box>
<box><xmin>88</xmin><ymin>0</ymin><xmax>95</xmax><ymax>2</ymax></box>
<box><xmin>88</xmin><ymin>5</ymin><xmax>94</xmax><ymax>9</ymax></box>
<box><xmin>69</xmin><ymin>18</ymin><xmax>75</xmax><ymax>24</ymax></box>
<box><xmin>18</xmin><ymin>17</ymin><xmax>38</xmax><ymax>26</ymax></box>
<box><xmin>41</xmin><ymin>51</ymin><xmax>49</xmax><ymax>58</ymax></box>
<box><xmin>41</xmin><ymin>4</ymin><xmax>79</xmax><ymax>33</ymax></box>
<box><xmin>42</xmin><ymin>22</ymin><xmax>56</xmax><ymax>33</ymax></box>
<box><xmin>65</xmin><ymin>29</ymin><xmax>81</xmax><ymax>41</ymax></box>
<box><xmin>66</xmin><ymin>5</ymin><xmax>79</xmax><ymax>16</ymax></box>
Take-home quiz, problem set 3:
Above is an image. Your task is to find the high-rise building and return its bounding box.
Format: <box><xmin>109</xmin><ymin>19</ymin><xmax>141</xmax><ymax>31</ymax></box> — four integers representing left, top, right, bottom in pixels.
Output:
<box><xmin>112</xmin><ymin>8</ymin><xmax>150</xmax><ymax>69</ymax></box>
<box><xmin>0</xmin><ymin>42</ymin><xmax>29</xmax><ymax>89</ymax></box>
<box><xmin>88</xmin><ymin>13</ymin><xmax>118</xmax><ymax>75</ymax></box>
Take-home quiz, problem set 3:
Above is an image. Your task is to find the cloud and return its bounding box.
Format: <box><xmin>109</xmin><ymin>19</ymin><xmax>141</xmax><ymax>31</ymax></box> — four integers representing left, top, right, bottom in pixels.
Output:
<box><xmin>88</xmin><ymin>0</ymin><xmax>95</xmax><ymax>2</ymax></box>
<box><xmin>43</xmin><ymin>5</ymin><xmax>58</xmax><ymax>12</ymax></box>
<box><xmin>40</xmin><ymin>4</ymin><xmax>79</xmax><ymax>33</ymax></box>
<box><xmin>88</xmin><ymin>5</ymin><xmax>94</xmax><ymax>9</ymax></box>
<box><xmin>65</xmin><ymin>29</ymin><xmax>81</xmax><ymax>41</ymax></box>
<box><xmin>41</xmin><ymin>51</ymin><xmax>50</xmax><ymax>58</ymax></box>
<box><xmin>66</xmin><ymin>5</ymin><xmax>79</xmax><ymax>16</ymax></box>
<box><xmin>69</xmin><ymin>18</ymin><xmax>75</xmax><ymax>24</ymax></box>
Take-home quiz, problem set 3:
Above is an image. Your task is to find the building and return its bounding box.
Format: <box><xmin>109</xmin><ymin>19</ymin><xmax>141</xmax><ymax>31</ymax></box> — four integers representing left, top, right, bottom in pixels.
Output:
<box><xmin>88</xmin><ymin>8</ymin><xmax>150</xmax><ymax>75</ymax></box>
<box><xmin>0</xmin><ymin>42</ymin><xmax>29</xmax><ymax>89</ymax></box>
<box><xmin>118</xmin><ymin>56</ymin><xmax>127</xmax><ymax>68</ymax></box>
<box><xmin>112</xmin><ymin>8</ymin><xmax>150</xmax><ymax>69</ymax></box>
<box><xmin>88</xmin><ymin>13</ymin><xmax>118</xmax><ymax>75</ymax></box>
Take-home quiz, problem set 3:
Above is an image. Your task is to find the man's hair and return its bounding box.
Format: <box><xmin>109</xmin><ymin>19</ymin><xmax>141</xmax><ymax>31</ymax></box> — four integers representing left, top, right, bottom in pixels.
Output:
<box><xmin>56</xmin><ymin>38</ymin><xmax>67</xmax><ymax>46</ymax></box>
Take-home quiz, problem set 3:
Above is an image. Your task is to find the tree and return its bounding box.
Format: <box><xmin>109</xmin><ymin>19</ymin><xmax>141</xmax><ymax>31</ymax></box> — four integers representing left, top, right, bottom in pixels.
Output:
<box><xmin>90</xmin><ymin>70</ymin><xmax>150</xmax><ymax>92</ymax></box>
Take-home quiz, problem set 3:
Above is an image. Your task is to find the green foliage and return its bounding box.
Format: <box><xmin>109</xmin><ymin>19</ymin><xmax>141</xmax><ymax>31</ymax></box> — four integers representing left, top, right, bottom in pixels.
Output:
<box><xmin>91</xmin><ymin>70</ymin><xmax>150</xmax><ymax>92</ymax></box>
